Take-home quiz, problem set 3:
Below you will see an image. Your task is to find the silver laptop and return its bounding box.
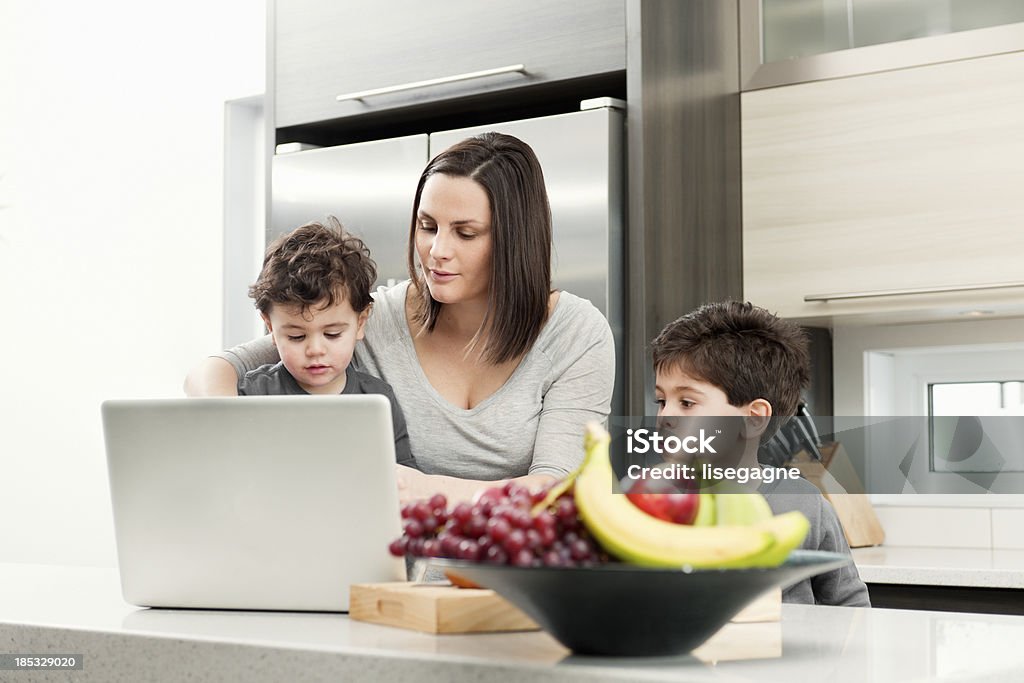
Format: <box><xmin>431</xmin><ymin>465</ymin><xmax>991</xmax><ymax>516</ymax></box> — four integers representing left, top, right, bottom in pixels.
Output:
<box><xmin>102</xmin><ymin>395</ymin><xmax>405</xmax><ymax>612</ymax></box>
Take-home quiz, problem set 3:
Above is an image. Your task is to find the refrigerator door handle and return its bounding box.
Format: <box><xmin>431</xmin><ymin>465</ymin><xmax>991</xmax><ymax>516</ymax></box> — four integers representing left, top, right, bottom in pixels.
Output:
<box><xmin>336</xmin><ymin>64</ymin><xmax>527</xmax><ymax>102</ymax></box>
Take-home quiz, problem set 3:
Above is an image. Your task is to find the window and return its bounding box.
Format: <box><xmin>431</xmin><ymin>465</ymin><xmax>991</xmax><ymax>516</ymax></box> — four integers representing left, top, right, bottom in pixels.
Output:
<box><xmin>930</xmin><ymin>381</ymin><xmax>1024</xmax><ymax>417</ymax></box>
<box><xmin>929</xmin><ymin>381</ymin><xmax>1024</xmax><ymax>474</ymax></box>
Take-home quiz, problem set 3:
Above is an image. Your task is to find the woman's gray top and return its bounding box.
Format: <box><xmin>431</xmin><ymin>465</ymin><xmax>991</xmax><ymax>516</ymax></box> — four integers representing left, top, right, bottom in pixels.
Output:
<box><xmin>216</xmin><ymin>280</ymin><xmax>615</xmax><ymax>480</ymax></box>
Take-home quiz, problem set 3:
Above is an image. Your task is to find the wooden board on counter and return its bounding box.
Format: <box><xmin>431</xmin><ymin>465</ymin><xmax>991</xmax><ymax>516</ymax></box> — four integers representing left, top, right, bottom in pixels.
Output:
<box><xmin>350</xmin><ymin>583</ymin><xmax>539</xmax><ymax>634</ymax></box>
<box><xmin>352</xmin><ymin>582</ymin><xmax>781</xmax><ymax>635</ymax></box>
<box><xmin>731</xmin><ymin>587</ymin><xmax>781</xmax><ymax>623</ymax></box>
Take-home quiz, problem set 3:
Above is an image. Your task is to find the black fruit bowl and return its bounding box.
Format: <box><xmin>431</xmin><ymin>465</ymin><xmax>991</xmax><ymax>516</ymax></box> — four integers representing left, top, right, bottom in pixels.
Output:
<box><xmin>428</xmin><ymin>550</ymin><xmax>850</xmax><ymax>656</ymax></box>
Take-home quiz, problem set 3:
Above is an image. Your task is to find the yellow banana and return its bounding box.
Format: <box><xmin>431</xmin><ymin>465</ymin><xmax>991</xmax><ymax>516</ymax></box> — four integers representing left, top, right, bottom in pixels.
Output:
<box><xmin>739</xmin><ymin>511</ymin><xmax>810</xmax><ymax>568</ymax></box>
<box><xmin>575</xmin><ymin>424</ymin><xmax>775</xmax><ymax>569</ymax></box>
<box><xmin>714</xmin><ymin>493</ymin><xmax>774</xmax><ymax>526</ymax></box>
<box><xmin>692</xmin><ymin>492</ymin><xmax>716</xmax><ymax>526</ymax></box>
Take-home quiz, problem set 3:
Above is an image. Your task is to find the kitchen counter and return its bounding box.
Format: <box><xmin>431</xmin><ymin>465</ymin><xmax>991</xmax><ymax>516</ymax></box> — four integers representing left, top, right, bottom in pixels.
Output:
<box><xmin>852</xmin><ymin>546</ymin><xmax>1024</xmax><ymax>588</ymax></box>
<box><xmin>4</xmin><ymin>563</ymin><xmax>1024</xmax><ymax>682</ymax></box>
<box><xmin>851</xmin><ymin>546</ymin><xmax>1024</xmax><ymax>615</ymax></box>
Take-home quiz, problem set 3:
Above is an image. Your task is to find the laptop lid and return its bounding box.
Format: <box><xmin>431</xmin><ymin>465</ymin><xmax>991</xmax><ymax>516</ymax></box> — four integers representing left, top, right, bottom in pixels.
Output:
<box><xmin>102</xmin><ymin>395</ymin><xmax>404</xmax><ymax>612</ymax></box>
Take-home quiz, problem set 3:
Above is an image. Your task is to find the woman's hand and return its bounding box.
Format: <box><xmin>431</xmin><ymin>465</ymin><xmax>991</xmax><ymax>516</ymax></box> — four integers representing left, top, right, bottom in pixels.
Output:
<box><xmin>184</xmin><ymin>357</ymin><xmax>239</xmax><ymax>397</ymax></box>
<box><xmin>395</xmin><ymin>465</ymin><xmax>555</xmax><ymax>505</ymax></box>
<box><xmin>395</xmin><ymin>465</ymin><xmax>437</xmax><ymax>505</ymax></box>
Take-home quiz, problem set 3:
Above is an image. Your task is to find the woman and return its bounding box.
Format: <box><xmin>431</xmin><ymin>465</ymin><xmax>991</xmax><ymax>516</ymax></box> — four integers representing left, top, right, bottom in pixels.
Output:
<box><xmin>185</xmin><ymin>133</ymin><xmax>615</xmax><ymax>502</ymax></box>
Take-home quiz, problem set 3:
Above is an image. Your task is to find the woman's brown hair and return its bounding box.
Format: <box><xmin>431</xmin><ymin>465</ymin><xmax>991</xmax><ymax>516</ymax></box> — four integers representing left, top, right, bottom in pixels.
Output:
<box><xmin>406</xmin><ymin>133</ymin><xmax>552</xmax><ymax>364</ymax></box>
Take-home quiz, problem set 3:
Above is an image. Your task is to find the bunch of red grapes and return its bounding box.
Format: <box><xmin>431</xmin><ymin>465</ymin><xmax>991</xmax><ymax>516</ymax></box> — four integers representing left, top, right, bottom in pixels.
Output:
<box><xmin>388</xmin><ymin>482</ymin><xmax>609</xmax><ymax>567</ymax></box>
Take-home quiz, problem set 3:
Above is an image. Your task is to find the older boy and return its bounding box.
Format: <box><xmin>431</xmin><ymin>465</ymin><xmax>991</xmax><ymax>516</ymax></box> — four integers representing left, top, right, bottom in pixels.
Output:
<box><xmin>240</xmin><ymin>217</ymin><xmax>415</xmax><ymax>468</ymax></box>
<box><xmin>650</xmin><ymin>301</ymin><xmax>869</xmax><ymax>607</ymax></box>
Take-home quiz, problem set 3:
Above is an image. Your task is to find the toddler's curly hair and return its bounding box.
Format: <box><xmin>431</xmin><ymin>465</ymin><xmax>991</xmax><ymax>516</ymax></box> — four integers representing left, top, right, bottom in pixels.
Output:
<box><xmin>249</xmin><ymin>216</ymin><xmax>376</xmax><ymax>315</ymax></box>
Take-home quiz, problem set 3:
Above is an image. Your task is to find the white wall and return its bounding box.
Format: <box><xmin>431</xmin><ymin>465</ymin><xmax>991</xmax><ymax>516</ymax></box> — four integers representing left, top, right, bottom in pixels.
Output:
<box><xmin>0</xmin><ymin>1</ymin><xmax>265</xmax><ymax>566</ymax></box>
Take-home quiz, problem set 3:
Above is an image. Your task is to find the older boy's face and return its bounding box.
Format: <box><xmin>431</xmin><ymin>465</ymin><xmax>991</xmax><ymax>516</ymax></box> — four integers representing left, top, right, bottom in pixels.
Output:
<box><xmin>262</xmin><ymin>294</ymin><xmax>369</xmax><ymax>395</ymax></box>
<box><xmin>653</xmin><ymin>365</ymin><xmax>772</xmax><ymax>469</ymax></box>
<box><xmin>654</xmin><ymin>365</ymin><xmax>766</xmax><ymax>418</ymax></box>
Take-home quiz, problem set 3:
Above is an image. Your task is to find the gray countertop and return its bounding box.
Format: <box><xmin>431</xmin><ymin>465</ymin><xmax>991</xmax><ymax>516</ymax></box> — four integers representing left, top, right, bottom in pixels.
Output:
<box><xmin>853</xmin><ymin>546</ymin><xmax>1024</xmax><ymax>588</ymax></box>
<box><xmin>3</xmin><ymin>562</ymin><xmax>1024</xmax><ymax>682</ymax></box>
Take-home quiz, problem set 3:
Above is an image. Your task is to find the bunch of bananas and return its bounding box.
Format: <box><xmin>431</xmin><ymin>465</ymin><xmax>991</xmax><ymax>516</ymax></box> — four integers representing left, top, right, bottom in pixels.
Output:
<box><xmin>573</xmin><ymin>423</ymin><xmax>809</xmax><ymax>569</ymax></box>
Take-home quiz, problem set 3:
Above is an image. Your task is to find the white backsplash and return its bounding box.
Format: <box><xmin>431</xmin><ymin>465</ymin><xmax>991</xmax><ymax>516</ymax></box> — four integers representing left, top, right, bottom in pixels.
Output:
<box><xmin>874</xmin><ymin>504</ymin><xmax>1024</xmax><ymax>549</ymax></box>
<box><xmin>991</xmin><ymin>508</ymin><xmax>1024</xmax><ymax>550</ymax></box>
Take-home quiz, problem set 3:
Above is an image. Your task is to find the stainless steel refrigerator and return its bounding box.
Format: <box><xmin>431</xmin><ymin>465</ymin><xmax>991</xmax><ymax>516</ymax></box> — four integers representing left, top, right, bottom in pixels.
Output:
<box><xmin>270</xmin><ymin>100</ymin><xmax>625</xmax><ymax>414</ymax></box>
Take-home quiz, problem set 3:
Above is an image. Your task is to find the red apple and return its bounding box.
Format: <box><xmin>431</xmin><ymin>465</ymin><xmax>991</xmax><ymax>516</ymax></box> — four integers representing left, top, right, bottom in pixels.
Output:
<box><xmin>625</xmin><ymin>478</ymin><xmax>700</xmax><ymax>525</ymax></box>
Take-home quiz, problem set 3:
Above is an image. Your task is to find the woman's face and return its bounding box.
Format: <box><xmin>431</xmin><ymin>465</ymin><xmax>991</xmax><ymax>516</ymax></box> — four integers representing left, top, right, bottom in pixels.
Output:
<box><xmin>415</xmin><ymin>174</ymin><xmax>493</xmax><ymax>306</ymax></box>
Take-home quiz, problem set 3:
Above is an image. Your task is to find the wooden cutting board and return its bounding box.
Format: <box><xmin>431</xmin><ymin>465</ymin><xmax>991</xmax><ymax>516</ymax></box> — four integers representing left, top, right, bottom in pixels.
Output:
<box><xmin>351</xmin><ymin>582</ymin><xmax>780</xmax><ymax>634</ymax></box>
<box><xmin>731</xmin><ymin>587</ymin><xmax>781</xmax><ymax>623</ymax></box>
<box><xmin>350</xmin><ymin>583</ymin><xmax>539</xmax><ymax>634</ymax></box>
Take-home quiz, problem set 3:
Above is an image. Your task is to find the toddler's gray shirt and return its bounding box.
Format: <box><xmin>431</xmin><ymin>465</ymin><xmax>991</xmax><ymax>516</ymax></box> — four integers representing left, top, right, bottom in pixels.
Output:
<box><xmin>237</xmin><ymin>362</ymin><xmax>415</xmax><ymax>468</ymax></box>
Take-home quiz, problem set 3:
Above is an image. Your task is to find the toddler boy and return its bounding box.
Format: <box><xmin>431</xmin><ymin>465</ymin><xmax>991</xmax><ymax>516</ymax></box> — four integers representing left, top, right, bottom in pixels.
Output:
<box><xmin>649</xmin><ymin>301</ymin><xmax>869</xmax><ymax>606</ymax></box>
<box><xmin>240</xmin><ymin>217</ymin><xmax>415</xmax><ymax>468</ymax></box>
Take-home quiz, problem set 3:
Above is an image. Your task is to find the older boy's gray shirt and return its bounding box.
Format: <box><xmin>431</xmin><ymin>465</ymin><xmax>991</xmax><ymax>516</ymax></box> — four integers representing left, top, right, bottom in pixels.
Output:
<box><xmin>237</xmin><ymin>363</ymin><xmax>415</xmax><ymax>468</ymax></box>
<box><xmin>218</xmin><ymin>280</ymin><xmax>615</xmax><ymax>479</ymax></box>
<box><xmin>761</xmin><ymin>474</ymin><xmax>871</xmax><ymax>607</ymax></box>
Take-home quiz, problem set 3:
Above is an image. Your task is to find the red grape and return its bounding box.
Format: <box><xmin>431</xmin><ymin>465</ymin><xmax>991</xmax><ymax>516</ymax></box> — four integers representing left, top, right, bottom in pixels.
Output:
<box><xmin>504</xmin><ymin>528</ymin><xmax>527</xmax><ymax>554</ymax></box>
<box><xmin>484</xmin><ymin>545</ymin><xmax>508</xmax><ymax>565</ymax></box>
<box><xmin>440</xmin><ymin>534</ymin><xmax>461</xmax><ymax>557</ymax></box>
<box><xmin>530</xmin><ymin>485</ymin><xmax>552</xmax><ymax>504</ymax></box>
<box><xmin>511</xmin><ymin>548</ymin><xmax>535</xmax><ymax>567</ymax></box>
<box><xmin>464</xmin><ymin>513</ymin><xmax>487</xmax><ymax>538</ymax></box>
<box><xmin>403</xmin><ymin>519</ymin><xmax>424</xmax><ymax>538</ymax></box>
<box><xmin>541</xmin><ymin>549</ymin><xmax>563</xmax><ymax>567</ymax></box>
<box><xmin>555</xmin><ymin>497</ymin><xmax>578</xmax><ymax>527</ymax></box>
<box><xmin>409</xmin><ymin>501</ymin><xmax>430</xmax><ymax>521</ymax></box>
<box><xmin>569</xmin><ymin>538</ymin><xmax>591</xmax><ymax>561</ymax></box>
<box><xmin>485</xmin><ymin>517</ymin><xmax>511</xmax><ymax>542</ymax></box>
<box><xmin>451</xmin><ymin>502</ymin><xmax>473</xmax><ymax>525</ymax></box>
<box><xmin>457</xmin><ymin>539</ymin><xmax>481</xmax><ymax>562</ymax></box>
<box><xmin>510</xmin><ymin>509</ymin><xmax>533</xmax><ymax>530</ymax></box>
<box><xmin>533</xmin><ymin>511</ymin><xmax>556</xmax><ymax>532</ymax></box>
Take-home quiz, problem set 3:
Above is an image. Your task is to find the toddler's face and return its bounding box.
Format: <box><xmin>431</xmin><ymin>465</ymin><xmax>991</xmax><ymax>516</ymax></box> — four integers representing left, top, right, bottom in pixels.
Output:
<box><xmin>262</xmin><ymin>294</ymin><xmax>368</xmax><ymax>394</ymax></box>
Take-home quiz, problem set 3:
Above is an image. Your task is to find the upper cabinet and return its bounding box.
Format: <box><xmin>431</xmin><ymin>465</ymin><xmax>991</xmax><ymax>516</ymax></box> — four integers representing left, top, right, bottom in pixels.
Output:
<box><xmin>741</xmin><ymin>0</ymin><xmax>1024</xmax><ymax>90</ymax></box>
<box><xmin>742</xmin><ymin>51</ymin><xmax>1024</xmax><ymax>322</ymax></box>
<box><xmin>274</xmin><ymin>0</ymin><xmax>626</xmax><ymax>129</ymax></box>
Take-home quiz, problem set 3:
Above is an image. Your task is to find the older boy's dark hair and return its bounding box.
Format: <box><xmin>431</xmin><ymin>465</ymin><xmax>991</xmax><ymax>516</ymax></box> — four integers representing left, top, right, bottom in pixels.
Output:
<box><xmin>650</xmin><ymin>301</ymin><xmax>810</xmax><ymax>442</ymax></box>
<box><xmin>249</xmin><ymin>216</ymin><xmax>376</xmax><ymax>315</ymax></box>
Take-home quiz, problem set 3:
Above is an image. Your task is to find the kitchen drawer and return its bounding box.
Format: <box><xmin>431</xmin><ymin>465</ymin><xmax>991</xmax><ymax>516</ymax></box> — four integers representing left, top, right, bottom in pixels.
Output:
<box><xmin>274</xmin><ymin>0</ymin><xmax>626</xmax><ymax>128</ymax></box>
<box><xmin>742</xmin><ymin>52</ymin><xmax>1024</xmax><ymax>322</ymax></box>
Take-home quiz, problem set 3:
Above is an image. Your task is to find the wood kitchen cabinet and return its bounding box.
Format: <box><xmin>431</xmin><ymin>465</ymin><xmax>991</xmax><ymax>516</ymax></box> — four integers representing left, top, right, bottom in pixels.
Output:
<box><xmin>273</xmin><ymin>0</ymin><xmax>626</xmax><ymax>128</ymax></box>
<box><xmin>742</xmin><ymin>52</ymin><xmax>1024</xmax><ymax>322</ymax></box>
